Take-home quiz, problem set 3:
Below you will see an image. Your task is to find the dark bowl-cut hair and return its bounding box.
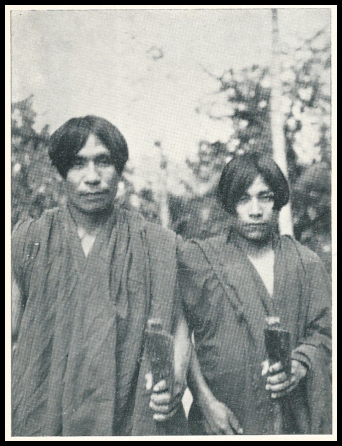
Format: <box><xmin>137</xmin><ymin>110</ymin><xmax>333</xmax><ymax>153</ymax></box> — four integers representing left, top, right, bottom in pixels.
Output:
<box><xmin>217</xmin><ymin>152</ymin><xmax>290</xmax><ymax>214</ymax></box>
<box><xmin>49</xmin><ymin>115</ymin><xmax>129</xmax><ymax>178</ymax></box>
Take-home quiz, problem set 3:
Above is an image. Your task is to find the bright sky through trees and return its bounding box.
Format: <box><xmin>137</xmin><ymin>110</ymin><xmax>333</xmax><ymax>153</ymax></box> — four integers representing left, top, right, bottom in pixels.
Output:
<box><xmin>11</xmin><ymin>7</ymin><xmax>330</xmax><ymax>193</ymax></box>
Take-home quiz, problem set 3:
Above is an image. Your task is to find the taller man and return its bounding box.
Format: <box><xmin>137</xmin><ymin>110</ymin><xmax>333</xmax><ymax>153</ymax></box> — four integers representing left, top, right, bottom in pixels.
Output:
<box><xmin>11</xmin><ymin>116</ymin><xmax>189</xmax><ymax>436</ymax></box>
<box><xmin>178</xmin><ymin>152</ymin><xmax>332</xmax><ymax>435</ymax></box>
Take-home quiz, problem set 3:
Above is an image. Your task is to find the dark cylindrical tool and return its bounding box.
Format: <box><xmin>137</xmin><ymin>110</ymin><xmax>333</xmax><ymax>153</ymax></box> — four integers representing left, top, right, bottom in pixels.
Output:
<box><xmin>144</xmin><ymin>319</ymin><xmax>175</xmax><ymax>397</ymax></box>
<box><xmin>264</xmin><ymin>317</ymin><xmax>291</xmax><ymax>376</ymax></box>
<box><xmin>264</xmin><ymin>317</ymin><xmax>291</xmax><ymax>434</ymax></box>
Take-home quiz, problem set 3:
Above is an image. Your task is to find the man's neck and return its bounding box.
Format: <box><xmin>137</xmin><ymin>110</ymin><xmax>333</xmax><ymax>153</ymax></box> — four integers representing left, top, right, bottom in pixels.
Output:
<box><xmin>68</xmin><ymin>203</ymin><xmax>112</xmax><ymax>235</ymax></box>
<box><xmin>234</xmin><ymin>232</ymin><xmax>274</xmax><ymax>259</ymax></box>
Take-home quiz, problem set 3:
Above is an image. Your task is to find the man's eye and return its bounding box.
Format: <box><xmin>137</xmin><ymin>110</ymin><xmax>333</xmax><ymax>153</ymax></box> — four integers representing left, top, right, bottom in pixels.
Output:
<box><xmin>95</xmin><ymin>157</ymin><xmax>111</xmax><ymax>167</ymax></box>
<box><xmin>238</xmin><ymin>196</ymin><xmax>250</xmax><ymax>204</ymax></box>
<box><xmin>259</xmin><ymin>194</ymin><xmax>274</xmax><ymax>202</ymax></box>
<box><xmin>72</xmin><ymin>159</ymin><xmax>86</xmax><ymax>168</ymax></box>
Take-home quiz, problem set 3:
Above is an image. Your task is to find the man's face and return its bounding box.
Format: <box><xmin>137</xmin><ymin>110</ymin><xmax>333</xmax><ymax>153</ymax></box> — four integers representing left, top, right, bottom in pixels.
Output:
<box><xmin>234</xmin><ymin>175</ymin><xmax>277</xmax><ymax>243</ymax></box>
<box><xmin>65</xmin><ymin>134</ymin><xmax>120</xmax><ymax>213</ymax></box>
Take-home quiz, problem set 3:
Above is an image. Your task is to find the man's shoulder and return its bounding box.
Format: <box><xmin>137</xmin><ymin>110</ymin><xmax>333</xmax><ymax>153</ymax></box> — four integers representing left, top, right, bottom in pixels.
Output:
<box><xmin>143</xmin><ymin>221</ymin><xmax>177</xmax><ymax>253</ymax></box>
<box><xmin>187</xmin><ymin>234</ymin><xmax>228</xmax><ymax>259</ymax></box>
<box><xmin>145</xmin><ymin>221</ymin><xmax>175</xmax><ymax>240</ymax></box>
<box><xmin>281</xmin><ymin>235</ymin><xmax>323</xmax><ymax>267</ymax></box>
<box><xmin>124</xmin><ymin>209</ymin><xmax>176</xmax><ymax>242</ymax></box>
<box><xmin>177</xmin><ymin>235</ymin><xmax>227</xmax><ymax>270</ymax></box>
<box><xmin>199</xmin><ymin>234</ymin><xmax>228</xmax><ymax>250</ymax></box>
<box><xmin>12</xmin><ymin>208</ymin><xmax>61</xmax><ymax>272</ymax></box>
<box><xmin>122</xmin><ymin>210</ymin><xmax>177</xmax><ymax>260</ymax></box>
<box><xmin>12</xmin><ymin>208</ymin><xmax>60</xmax><ymax>244</ymax></box>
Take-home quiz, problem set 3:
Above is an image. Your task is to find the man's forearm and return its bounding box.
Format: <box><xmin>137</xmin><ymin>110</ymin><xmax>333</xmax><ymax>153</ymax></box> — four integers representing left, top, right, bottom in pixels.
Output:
<box><xmin>187</xmin><ymin>343</ymin><xmax>217</xmax><ymax>408</ymax></box>
<box><xmin>12</xmin><ymin>278</ymin><xmax>23</xmax><ymax>342</ymax></box>
<box><xmin>173</xmin><ymin>310</ymin><xmax>191</xmax><ymax>388</ymax></box>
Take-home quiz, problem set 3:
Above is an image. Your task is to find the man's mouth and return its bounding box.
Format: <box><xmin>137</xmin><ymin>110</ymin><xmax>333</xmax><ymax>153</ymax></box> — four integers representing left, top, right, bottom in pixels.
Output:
<box><xmin>80</xmin><ymin>191</ymin><xmax>109</xmax><ymax>197</ymax></box>
<box><xmin>245</xmin><ymin>223</ymin><xmax>267</xmax><ymax>230</ymax></box>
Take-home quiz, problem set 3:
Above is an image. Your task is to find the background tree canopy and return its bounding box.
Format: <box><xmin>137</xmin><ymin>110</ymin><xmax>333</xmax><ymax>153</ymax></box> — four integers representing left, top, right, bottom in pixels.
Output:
<box><xmin>11</xmin><ymin>27</ymin><xmax>332</xmax><ymax>274</ymax></box>
<box><xmin>182</xmin><ymin>27</ymin><xmax>332</xmax><ymax>273</ymax></box>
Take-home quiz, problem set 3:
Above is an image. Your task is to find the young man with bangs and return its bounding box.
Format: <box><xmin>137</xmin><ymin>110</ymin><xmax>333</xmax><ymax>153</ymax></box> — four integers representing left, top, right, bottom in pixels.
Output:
<box><xmin>177</xmin><ymin>152</ymin><xmax>332</xmax><ymax>435</ymax></box>
<box><xmin>11</xmin><ymin>116</ymin><xmax>190</xmax><ymax>436</ymax></box>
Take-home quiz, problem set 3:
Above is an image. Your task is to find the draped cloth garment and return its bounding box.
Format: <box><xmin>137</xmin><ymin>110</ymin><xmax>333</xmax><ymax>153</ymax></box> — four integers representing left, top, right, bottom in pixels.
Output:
<box><xmin>12</xmin><ymin>206</ymin><xmax>187</xmax><ymax>436</ymax></box>
<box><xmin>178</xmin><ymin>232</ymin><xmax>332</xmax><ymax>435</ymax></box>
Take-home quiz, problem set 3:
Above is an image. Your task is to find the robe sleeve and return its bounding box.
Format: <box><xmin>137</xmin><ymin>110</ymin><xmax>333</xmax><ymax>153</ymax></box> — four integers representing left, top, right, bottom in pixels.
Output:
<box><xmin>12</xmin><ymin>219</ymin><xmax>34</xmax><ymax>287</ymax></box>
<box><xmin>291</xmin><ymin>251</ymin><xmax>332</xmax><ymax>434</ymax></box>
<box><xmin>11</xmin><ymin>219</ymin><xmax>36</xmax><ymax>339</ymax></box>
<box><xmin>292</xmin><ymin>255</ymin><xmax>332</xmax><ymax>372</ymax></box>
<box><xmin>176</xmin><ymin>237</ymin><xmax>221</xmax><ymax>332</ymax></box>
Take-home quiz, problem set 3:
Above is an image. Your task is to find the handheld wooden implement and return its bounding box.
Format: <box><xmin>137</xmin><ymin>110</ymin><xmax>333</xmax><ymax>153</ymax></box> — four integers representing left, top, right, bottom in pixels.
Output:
<box><xmin>264</xmin><ymin>317</ymin><xmax>291</xmax><ymax>376</ymax></box>
<box><xmin>264</xmin><ymin>316</ymin><xmax>292</xmax><ymax>434</ymax></box>
<box><xmin>144</xmin><ymin>319</ymin><xmax>175</xmax><ymax>396</ymax></box>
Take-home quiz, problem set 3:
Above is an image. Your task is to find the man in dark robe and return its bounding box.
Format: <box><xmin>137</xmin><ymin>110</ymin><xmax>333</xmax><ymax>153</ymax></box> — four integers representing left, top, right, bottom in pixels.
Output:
<box><xmin>178</xmin><ymin>152</ymin><xmax>332</xmax><ymax>435</ymax></box>
<box><xmin>11</xmin><ymin>116</ymin><xmax>189</xmax><ymax>436</ymax></box>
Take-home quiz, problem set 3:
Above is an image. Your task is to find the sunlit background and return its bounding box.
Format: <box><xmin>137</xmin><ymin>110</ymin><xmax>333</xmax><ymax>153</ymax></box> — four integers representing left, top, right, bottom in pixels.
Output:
<box><xmin>11</xmin><ymin>7</ymin><xmax>332</xmax><ymax>273</ymax></box>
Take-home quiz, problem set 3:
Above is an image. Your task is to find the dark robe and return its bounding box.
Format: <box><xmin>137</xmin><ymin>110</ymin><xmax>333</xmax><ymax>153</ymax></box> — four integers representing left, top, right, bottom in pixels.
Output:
<box><xmin>178</xmin><ymin>232</ymin><xmax>332</xmax><ymax>435</ymax></box>
<box><xmin>12</xmin><ymin>206</ymin><xmax>188</xmax><ymax>436</ymax></box>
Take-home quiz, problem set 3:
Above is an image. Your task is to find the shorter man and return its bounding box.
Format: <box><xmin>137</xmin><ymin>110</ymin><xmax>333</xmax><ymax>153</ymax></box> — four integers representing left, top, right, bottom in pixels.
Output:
<box><xmin>178</xmin><ymin>152</ymin><xmax>332</xmax><ymax>435</ymax></box>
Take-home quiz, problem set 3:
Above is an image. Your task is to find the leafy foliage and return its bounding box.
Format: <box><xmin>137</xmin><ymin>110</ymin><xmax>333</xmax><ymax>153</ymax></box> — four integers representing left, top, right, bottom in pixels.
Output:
<box><xmin>11</xmin><ymin>96</ymin><xmax>64</xmax><ymax>227</ymax></box>
<box><xmin>188</xmin><ymin>66</ymin><xmax>273</xmax><ymax>182</ymax></box>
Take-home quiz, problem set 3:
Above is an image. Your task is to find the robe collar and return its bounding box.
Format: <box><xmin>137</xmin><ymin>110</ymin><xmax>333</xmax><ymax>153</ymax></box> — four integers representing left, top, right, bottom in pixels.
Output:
<box><xmin>215</xmin><ymin>228</ymin><xmax>304</xmax><ymax>331</ymax></box>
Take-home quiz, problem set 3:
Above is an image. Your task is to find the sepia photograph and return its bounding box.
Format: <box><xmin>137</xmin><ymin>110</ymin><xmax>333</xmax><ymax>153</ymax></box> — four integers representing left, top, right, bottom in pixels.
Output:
<box><xmin>6</xmin><ymin>5</ymin><xmax>336</xmax><ymax>440</ymax></box>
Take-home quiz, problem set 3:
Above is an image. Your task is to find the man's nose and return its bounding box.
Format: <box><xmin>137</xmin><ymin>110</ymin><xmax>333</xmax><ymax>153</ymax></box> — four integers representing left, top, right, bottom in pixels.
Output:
<box><xmin>84</xmin><ymin>162</ymin><xmax>100</xmax><ymax>184</ymax></box>
<box><xmin>249</xmin><ymin>198</ymin><xmax>263</xmax><ymax>218</ymax></box>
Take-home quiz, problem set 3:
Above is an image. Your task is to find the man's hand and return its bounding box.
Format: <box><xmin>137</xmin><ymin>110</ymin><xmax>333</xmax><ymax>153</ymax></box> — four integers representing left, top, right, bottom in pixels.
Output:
<box><xmin>200</xmin><ymin>398</ymin><xmax>243</xmax><ymax>435</ymax></box>
<box><xmin>146</xmin><ymin>375</ymin><xmax>186</xmax><ymax>422</ymax></box>
<box><xmin>262</xmin><ymin>359</ymin><xmax>307</xmax><ymax>399</ymax></box>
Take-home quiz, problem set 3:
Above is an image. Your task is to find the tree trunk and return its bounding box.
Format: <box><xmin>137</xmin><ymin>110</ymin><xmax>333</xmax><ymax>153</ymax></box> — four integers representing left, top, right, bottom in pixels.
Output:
<box><xmin>155</xmin><ymin>141</ymin><xmax>171</xmax><ymax>229</ymax></box>
<box><xmin>271</xmin><ymin>9</ymin><xmax>293</xmax><ymax>236</ymax></box>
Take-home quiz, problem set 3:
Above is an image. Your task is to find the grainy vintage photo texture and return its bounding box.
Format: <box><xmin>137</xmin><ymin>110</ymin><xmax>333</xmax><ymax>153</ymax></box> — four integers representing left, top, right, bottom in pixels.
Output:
<box><xmin>8</xmin><ymin>6</ymin><xmax>335</xmax><ymax>440</ymax></box>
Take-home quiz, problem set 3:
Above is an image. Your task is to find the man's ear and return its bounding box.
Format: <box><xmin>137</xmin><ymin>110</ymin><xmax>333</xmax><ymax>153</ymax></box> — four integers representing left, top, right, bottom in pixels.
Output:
<box><xmin>115</xmin><ymin>179</ymin><xmax>126</xmax><ymax>198</ymax></box>
<box><xmin>271</xmin><ymin>209</ymin><xmax>280</xmax><ymax>227</ymax></box>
